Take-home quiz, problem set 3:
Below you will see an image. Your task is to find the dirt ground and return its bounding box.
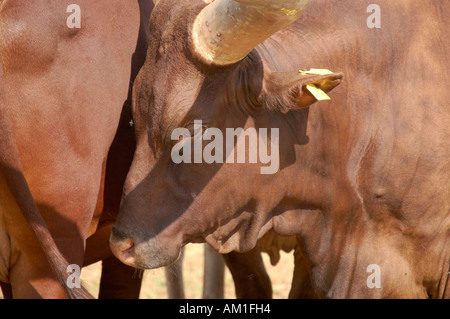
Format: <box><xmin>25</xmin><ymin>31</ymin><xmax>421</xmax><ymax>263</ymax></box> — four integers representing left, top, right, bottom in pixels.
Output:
<box><xmin>0</xmin><ymin>243</ymin><xmax>295</xmax><ymax>299</ymax></box>
<box><xmin>82</xmin><ymin>243</ymin><xmax>295</xmax><ymax>299</ymax></box>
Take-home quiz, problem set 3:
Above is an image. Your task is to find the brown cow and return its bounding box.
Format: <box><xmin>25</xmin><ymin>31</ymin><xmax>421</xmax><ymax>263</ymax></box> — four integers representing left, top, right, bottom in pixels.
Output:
<box><xmin>81</xmin><ymin>0</ymin><xmax>154</xmax><ymax>299</ymax></box>
<box><xmin>0</xmin><ymin>0</ymin><xmax>141</xmax><ymax>298</ymax></box>
<box><xmin>222</xmin><ymin>233</ymin><xmax>319</xmax><ymax>299</ymax></box>
<box><xmin>111</xmin><ymin>0</ymin><xmax>450</xmax><ymax>298</ymax></box>
<box><xmin>0</xmin><ymin>0</ymin><xmax>275</xmax><ymax>300</ymax></box>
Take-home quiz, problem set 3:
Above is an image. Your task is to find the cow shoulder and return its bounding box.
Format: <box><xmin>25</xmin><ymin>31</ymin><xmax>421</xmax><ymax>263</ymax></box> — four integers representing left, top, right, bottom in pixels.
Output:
<box><xmin>0</xmin><ymin>1</ymin><xmax>79</xmax><ymax>73</ymax></box>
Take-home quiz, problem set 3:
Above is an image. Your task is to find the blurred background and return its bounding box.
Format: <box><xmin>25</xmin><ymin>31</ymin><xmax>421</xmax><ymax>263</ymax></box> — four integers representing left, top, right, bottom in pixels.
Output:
<box><xmin>0</xmin><ymin>241</ymin><xmax>295</xmax><ymax>300</ymax></box>
<box><xmin>80</xmin><ymin>244</ymin><xmax>295</xmax><ymax>299</ymax></box>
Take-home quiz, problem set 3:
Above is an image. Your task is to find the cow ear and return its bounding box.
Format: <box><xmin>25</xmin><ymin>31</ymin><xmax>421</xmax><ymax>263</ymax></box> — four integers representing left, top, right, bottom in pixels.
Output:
<box><xmin>260</xmin><ymin>70</ymin><xmax>343</xmax><ymax>114</ymax></box>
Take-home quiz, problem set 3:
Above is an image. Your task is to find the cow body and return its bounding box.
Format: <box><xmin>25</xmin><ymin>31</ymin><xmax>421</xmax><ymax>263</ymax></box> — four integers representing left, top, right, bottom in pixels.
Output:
<box><xmin>0</xmin><ymin>0</ymin><xmax>140</xmax><ymax>298</ymax></box>
<box><xmin>111</xmin><ymin>0</ymin><xmax>450</xmax><ymax>298</ymax></box>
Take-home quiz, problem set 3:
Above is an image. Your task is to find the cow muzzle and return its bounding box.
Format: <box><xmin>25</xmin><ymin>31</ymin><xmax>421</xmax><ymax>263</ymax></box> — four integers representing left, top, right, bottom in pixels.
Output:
<box><xmin>109</xmin><ymin>225</ymin><xmax>182</xmax><ymax>269</ymax></box>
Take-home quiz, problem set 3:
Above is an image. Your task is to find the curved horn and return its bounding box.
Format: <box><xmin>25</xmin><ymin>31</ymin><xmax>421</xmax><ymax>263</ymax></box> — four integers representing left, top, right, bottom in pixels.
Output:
<box><xmin>192</xmin><ymin>0</ymin><xmax>310</xmax><ymax>65</ymax></box>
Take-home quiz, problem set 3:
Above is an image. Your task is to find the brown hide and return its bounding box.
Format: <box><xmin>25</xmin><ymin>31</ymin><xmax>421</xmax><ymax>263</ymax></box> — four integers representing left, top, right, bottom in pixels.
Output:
<box><xmin>112</xmin><ymin>0</ymin><xmax>449</xmax><ymax>298</ymax></box>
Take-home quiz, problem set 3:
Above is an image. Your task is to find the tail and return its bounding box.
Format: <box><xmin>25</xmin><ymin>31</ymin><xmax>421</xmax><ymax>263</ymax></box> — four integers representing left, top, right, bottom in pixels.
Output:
<box><xmin>0</xmin><ymin>63</ymin><xmax>92</xmax><ymax>299</ymax></box>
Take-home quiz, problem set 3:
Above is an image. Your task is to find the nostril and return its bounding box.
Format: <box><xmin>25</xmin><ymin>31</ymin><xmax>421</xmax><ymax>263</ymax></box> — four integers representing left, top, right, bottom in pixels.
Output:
<box><xmin>118</xmin><ymin>239</ymin><xmax>136</xmax><ymax>265</ymax></box>
<box><xmin>111</xmin><ymin>238</ymin><xmax>136</xmax><ymax>265</ymax></box>
<box><xmin>110</xmin><ymin>227</ymin><xmax>137</xmax><ymax>265</ymax></box>
<box><xmin>121</xmin><ymin>240</ymin><xmax>135</xmax><ymax>254</ymax></box>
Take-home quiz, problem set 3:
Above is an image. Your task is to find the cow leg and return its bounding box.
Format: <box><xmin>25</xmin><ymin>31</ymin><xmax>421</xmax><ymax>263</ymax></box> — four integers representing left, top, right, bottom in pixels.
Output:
<box><xmin>1</xmin><ymin>166</ymin><xmax>101</xmax><ymax>298</ymax></box>
<box><xmin>165</xmin><ymin>247</ymin><xmax>185</xmax><ymax>299</ymax></box>
<box><xmin>444</xmin><ymin>274</ymin><xmax>450</xmax><ymax>299</ymax></box>
<box><xmin>3</xmin><ymin>202</ymin><xmax>86</xmax><ymax>298</ymax></box>
<box><xmin>98</xmin><ymin>255</ymin><xmax>142</xmax><ymax>299</ymax></box>
<box><xmin>288</xmin><ymin>244</ymin><xmax>320</xmax><ymax>299</ymax></box>
<box><xmin>223</xmin><ymin>248</ymin><xmax>272</xmax><ymax>299</ymax></box>
<box><xmin>0</xmin><ymin>282</ymin><xmax>12</xmax><ymax>299</ymax></box>
<box><xmin>202</xmin><ymin>244</ymin><xmax>225</xmax><ymax>299</ymax></box>
<box><xmin>84</xmin><ymin>220</ymin><xmax>143</xmax><ymax>299</ymax></box>
<box><xmin>8</xmin><ymin>251</ymin><xmax>67</xmax><ymax>298</ymax></box>
<box><xmin>8</xmin><ymin>231</ymin><xmax>86</xmax><ymax>298</ymax></box>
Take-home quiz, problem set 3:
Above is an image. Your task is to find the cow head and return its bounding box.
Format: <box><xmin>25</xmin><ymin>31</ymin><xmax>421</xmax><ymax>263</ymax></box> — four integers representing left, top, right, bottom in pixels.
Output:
<box><xmin>110</xmin><ymin>0</ymin><xmax>343</xmax><ymax>269</ymax></box>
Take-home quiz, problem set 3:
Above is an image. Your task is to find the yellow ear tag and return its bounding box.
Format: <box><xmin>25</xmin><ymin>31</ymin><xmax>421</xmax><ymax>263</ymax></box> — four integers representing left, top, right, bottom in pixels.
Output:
<box><xmin>299</xmin><ymin>68</ymin><xmax>334</xmax><ymax>75</ymax></box>
<box><xmin>306</xmin><ymin>84</ymin><xmax>331</xmax><ymax>101</ymax></box>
